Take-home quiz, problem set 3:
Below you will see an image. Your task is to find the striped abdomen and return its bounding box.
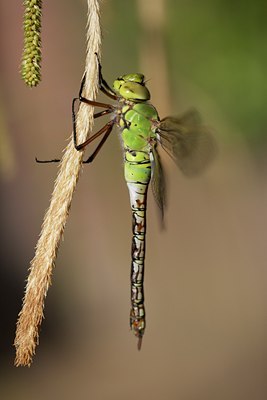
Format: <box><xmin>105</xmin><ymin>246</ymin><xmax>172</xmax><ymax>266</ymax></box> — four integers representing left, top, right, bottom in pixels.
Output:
<box><xmin>124</xmin><ymin>150</ymin><xmax>151</xmax><ymax>349</ymax></box>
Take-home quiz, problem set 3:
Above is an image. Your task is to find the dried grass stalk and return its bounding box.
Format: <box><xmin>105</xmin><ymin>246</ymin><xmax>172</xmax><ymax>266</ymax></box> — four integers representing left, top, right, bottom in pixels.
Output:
<box><xmin>14</xmin><ymin>0</ymin><xmax>101</xmax><ymax>367</ymax></box>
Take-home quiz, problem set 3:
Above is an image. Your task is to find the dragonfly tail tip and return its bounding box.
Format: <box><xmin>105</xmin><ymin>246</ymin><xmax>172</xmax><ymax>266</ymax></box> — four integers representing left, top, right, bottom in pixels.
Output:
<box><xmin>137</xmin><ymin>336</ymin><xmax>143</xmax><ymax>351</ymax></box>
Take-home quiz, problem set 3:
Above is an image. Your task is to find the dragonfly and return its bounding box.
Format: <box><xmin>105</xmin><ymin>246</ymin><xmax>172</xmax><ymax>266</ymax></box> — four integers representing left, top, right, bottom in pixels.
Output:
<box><xmin>38</xmin><ymin>59</ymin><xmax>215</xmax><ymax>350</ymax></box>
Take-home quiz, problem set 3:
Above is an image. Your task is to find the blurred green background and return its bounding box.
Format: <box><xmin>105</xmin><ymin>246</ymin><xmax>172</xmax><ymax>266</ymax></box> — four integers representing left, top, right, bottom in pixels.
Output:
<box><xmin>0</xmin><ymin>1</ymin><xmax>267</xmax><ymax>399</ymax></box>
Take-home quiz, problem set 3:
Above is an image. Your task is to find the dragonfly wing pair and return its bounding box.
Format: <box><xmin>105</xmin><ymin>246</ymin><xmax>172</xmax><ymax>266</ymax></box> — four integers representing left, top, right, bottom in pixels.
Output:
<box><xmin>151</xmin><ymin>108</ymin><xmax>216</xmax><ymax>218</ymax></box>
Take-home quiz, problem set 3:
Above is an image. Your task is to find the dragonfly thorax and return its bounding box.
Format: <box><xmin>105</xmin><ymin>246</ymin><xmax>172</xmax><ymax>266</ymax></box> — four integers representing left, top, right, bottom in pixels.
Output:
<box><xmin>113</xmin><ymin>73</ymin><xmax>150</xmax><ymax>101</ymax></box>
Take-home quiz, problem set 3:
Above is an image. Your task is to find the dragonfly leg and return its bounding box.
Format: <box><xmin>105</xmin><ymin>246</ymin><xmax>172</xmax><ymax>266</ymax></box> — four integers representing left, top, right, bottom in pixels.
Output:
<box><xmin>79</xmin><ymin>60</ymin><xmax>117</xmax><ymax>103</ymax></box>
<box><xmin>35</xmin><ymin>157</ymin><xmax>60</xmax><ymax>163</ymax></box>
<box><xmin>37</xmin><ymin>66</ymin><xmax>116</xmax><ymax>164</ymax></box>
<box><xmin>76</xmin><ymin>96</ymin><xmax>114</xmax><ymax>110</ymax></box>
<box><xmin>37</xmin><ymin>120</ymin><xmax>114</xmax><ymax>164</ymax></box>
<box><xmin>99</xmin><ymin>82</ymin><xmax>118</xmax><ymax>100</ymax></box>
<box><xmin>79</xmin><ymin>63</ymin><xmax>117</xmax><ymax>101</ymax></box>
<box><xmin>36</xmin><ymin>107</ymin><xmax>113</xmax><ymax>164</ymax></box>
<box><xmin>94</xmin><ymin>52</ymin><xmax>118</xmax><ymax>100</ymax></box>
<box><xmin>75</xmin><ymin>120</ymin><xmax>113</xmax><ymax>151</ymax></box>
<box><xmin>72</xmin><ymin>93</ymin><xmax>114</xmax><ymax>149</ymax></box>
<box><xmin>82</xmin><ymin>121</ymin><xmax>113</xmax><ymax>163</ymax></box>
<box><xmin>72</xmin><ymin>83</ymin><xmax>114</xmax><ymax>146</ymax></box>
<box><xmin>93</xmin><ymin>109</ymin><xmax>113</xmax><ymax>119</ymax></box>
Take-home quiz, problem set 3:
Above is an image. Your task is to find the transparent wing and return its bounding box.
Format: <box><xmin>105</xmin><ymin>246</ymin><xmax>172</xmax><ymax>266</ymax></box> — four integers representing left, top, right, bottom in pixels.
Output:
<box><xmin>151</xmin><ymin>146</ymin><xmax>166</xmax><ymax>220</ymax></box>
<box><xmin>159</xmin><ymin>109</ymin><xmax>217</xmax><ymax>176</ymax></box>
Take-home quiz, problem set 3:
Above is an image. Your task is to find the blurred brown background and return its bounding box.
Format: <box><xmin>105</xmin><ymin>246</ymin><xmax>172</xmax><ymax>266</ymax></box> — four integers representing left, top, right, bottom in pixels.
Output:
<box><xmin>0</xmin><ymin>1</ymin><xmax>267</xmax><ymax>399</ymax></box>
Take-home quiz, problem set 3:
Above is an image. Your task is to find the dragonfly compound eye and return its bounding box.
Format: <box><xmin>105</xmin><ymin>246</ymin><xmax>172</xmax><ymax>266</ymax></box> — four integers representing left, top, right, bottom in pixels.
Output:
<box><xmin>118</xmin><ymin>82</ymin><xmax>150</xmax><ymax>101</ymax></box>
<box><xmin>113</xmin><ymin>74</ymin><xmax>149</xmax><ymax>101</ymax></box>
<box><xmin>122</xmin><ymin>73</ymin><xmax>145</xmax><ymax>84</ymax></box>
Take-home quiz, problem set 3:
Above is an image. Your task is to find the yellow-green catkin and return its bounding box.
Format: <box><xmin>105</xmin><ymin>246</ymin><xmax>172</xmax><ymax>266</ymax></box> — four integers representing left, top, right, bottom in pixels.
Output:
<box><xmin>21</xmin><ymin>0</ymin><xmax>42</xmax><ymax>87</ymax></box>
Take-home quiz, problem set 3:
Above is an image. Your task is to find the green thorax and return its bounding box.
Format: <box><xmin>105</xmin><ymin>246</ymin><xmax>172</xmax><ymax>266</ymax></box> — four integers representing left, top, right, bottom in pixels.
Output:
<box><xmin>113</xmin><ymin>74</ymin><xmax>160</xmax><ymax>184</ymax></box>
<box><xmin>112</xmin><ymin>73</ymin><xmax>160</xmax><ymax>152</ymax></box>
<box><xmin>120</xmin><ymin>102</ymin><xmax>159</xmax><ymax>152</ymax></box>
<box><xmin>119</xmin><ymin>102</ymin><xmax>159</xmax><ymax>184</ymax></box>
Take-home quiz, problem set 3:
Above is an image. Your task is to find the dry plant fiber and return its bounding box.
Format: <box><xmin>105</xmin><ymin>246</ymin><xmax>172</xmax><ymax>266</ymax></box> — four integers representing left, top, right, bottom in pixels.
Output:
<box><xmin>14</xmin><ymin>0</ymin><xmax>101</xmax><ymax>366</ymax></box>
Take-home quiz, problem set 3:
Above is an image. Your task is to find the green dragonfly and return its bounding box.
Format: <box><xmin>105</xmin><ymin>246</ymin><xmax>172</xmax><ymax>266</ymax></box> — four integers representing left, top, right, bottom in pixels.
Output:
<box><xmin>38</xmin><ymin>60</ymin><xmax>215</xmax><ymax>350</ymax></box>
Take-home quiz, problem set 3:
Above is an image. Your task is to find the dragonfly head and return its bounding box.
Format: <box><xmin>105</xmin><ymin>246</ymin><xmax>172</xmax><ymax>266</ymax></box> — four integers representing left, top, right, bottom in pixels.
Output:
<box><xmin>113</xmin><ymin>73</ymin><xmax>150</xmax><ymax>101</ymax></box>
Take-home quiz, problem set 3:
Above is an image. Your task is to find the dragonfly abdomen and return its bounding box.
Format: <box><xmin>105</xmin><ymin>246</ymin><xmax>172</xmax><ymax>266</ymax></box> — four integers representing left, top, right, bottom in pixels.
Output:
<box><xmin>127</xmin><ymin>180</ymin><xmax>148</xmax><ymax>349</ymax></box>
<box><xmin>125</xmin><ymin>154</ymin><xmax>151</xmax><ymax>349</ymax></box>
